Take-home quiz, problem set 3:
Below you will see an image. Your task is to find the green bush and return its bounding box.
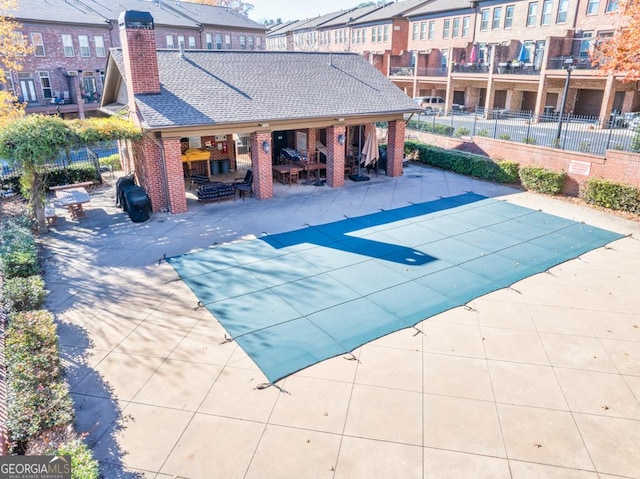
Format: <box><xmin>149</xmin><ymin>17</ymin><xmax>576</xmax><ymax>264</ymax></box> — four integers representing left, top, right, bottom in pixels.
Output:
<box><xmin>498</xmin><ymin>133</ymin><xmax>511</xmax><ymax>140</ymax></box>
<box><xmin>631</xmin><ymin>131</ymin><xmax>640</xmax><ymax>152</ymax></box>
<box><xmin>578</xmin><ymin>141</ymin><xmax>592</xmax><ymax>153</ymax></box>
<box><xmin>522</xmin><ymin>136</ymin><xmax>537</xmax><ymax>145</ymax></box>
<box><xmin>55</xmin><ymin>440</ymin><xmax>100</xmax><ymax>479</ymax></box>
<box><xmin>2</xmin><ymin>275</ymin><xmax>47</xmax><ymax>313</ymax></box>
<box><xmin>100</xmin><ymin>153</ymin><xmax>121</xmax><ymax>171</ymax></box>
<box><xmin>519</xmin><ymin>166</ymin><xmax>566</xmax><ymax>194</ymax></box>
<box><xmin>406</xmin><ymin>120</ymin><xmax>455</xmax><ymax>136</ymax></box>
<box><xmin>476</xmin><ymin>129</ymin><xmax>490</xmax><ymax>137</ymax></box>
<box><xmin>5</xmin><ymin>310</ymin><xmax>74</xmax><ymax>443</ymax></box>
<box><xmin>1</xmin><ymin>249</ymin><xmax>39</xmax><ymax>279</ymax></box>
<box><xmin>582</xmin><ymin>178</ymin><xmax>640</xmax><ymax>213</ymax></box>
<box><xmin>454</xmin><ymin>127</ymin><xmax>471</xmax><ymax>138</ymax></box>
<box><xmin>404</xmin><ymin>141</ymin><xmax>520</xmax><ymax>183</ymax></box>
<box><xmin>46</xmin><ymin>165</ymin><xmax>99</xmax><ymax>188</ymax></box>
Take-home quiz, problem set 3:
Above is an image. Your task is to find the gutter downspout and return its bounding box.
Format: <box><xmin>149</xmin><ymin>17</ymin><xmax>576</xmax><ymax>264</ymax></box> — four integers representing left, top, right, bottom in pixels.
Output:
<box><xmin>146</xmin><ymin>133</ymin><xmax>171</xmax><ymax>213</ymax></box>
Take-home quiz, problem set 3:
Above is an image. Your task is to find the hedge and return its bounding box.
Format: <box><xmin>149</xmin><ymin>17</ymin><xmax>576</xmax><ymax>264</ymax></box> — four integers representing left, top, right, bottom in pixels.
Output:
<box><xmin>404</xmin><ymin>140</ymin><xmax>520</xmax><ymax>184</ymax></box>
<box><xmin>582</xmin><ymin>178</ymin><xmax>640</xmax><ymax>214</ymax></box>
<box><xmin>519</xmin><ymin>166</ymin><xmax>566</xmax><ymax>195</ymax></box>
<box><xmin>54</xmin><ymin>440</ymin><xmax>100</xmax><ymax>479</ymax></box>
<box><xmin>406</xmin><ymin>119</ymin><xmax>455</xmax><ymax>137</ymax></box>
<box><xmin>2</xmin><ymin>275</ymin><xmax>47</xmax><ymax>314</ymax></box>
<box><xmin>5</xmin><ymin>310</ymin><xmax>74</xmax><ymax>443</ymax></box>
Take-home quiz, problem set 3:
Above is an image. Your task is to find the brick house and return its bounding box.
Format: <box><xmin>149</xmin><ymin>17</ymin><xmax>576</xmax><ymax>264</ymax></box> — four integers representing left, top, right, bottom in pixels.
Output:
<box><xmin>100</xmin><ymin>11</ymin><xmax>420</xmax><ymax>214</ymax></box>
<box><xmin>3</xmin><ymin>0</ymin><xmax>266</xmax><ymax>119</ymax></box>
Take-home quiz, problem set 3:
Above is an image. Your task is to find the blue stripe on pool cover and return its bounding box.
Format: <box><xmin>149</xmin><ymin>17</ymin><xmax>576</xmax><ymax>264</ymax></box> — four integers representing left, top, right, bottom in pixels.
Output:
<box><xmin>166</xmin><ymin>193</ymin><xmax>624</xmax><ymax>383</ymax></box>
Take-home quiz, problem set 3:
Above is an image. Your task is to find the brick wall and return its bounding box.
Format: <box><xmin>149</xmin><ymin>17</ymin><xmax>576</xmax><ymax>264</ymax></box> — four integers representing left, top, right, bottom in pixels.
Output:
<box><xmin>403</xmin><ymin>129</ymin><xmax>640</xmax><ymax>195</ymax></box>
<box><xmin>250</xmin><ymin>132</ymin><xmax>274</xmax><ymax>199</ymax></box>
<box><xmin>120</xmin><ymin>27</ymin><xmax>160</xmax><ymax>97</ymax></box>
<box><xmin>326</xmin><ymin>126</ymin><xmax>345</xmax><ymax>187</ymax></box>
<box><xmin>386</xmin><ymin>120</ymin><xmax>405</xmax><ymax>177</ymax></box>
<box><xmin>163</xmin><ymin>138</ymin><xmax>188</xmax><ymax>214</ymax></box>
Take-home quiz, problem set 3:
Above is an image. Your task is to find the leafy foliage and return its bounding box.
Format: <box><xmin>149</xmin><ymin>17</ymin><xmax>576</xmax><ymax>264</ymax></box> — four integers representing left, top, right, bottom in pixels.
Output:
<box><xmin>406</xmin><ymin>119</ymin><xmax>455</xmax><ymax>136</ymax></box>
<box><xmin>593</xmin><ymin>0</ymin><xmax>640</xmax><ymax>82</ymax></box>
<box><xmin>582</xmin><ymin>178</ymin><xmax>640</xmax><ymax>213</ymax></box>
<box><xmin>55</xmin><ymin>440</ymin><xmax>100</xmax><ymax>479</ymax></box>
<box><xmin>404</xmin><ymin>140</ymin><xmax>520</xmax><ymax>183</ymax></box>
<box><xmin>2</xmin><ymin>275</ymin><xmax>47</xmax><ymax>313</ymax></box>
<box><xmin>519</xmin><ymin>166</ymin><xmax>566</xmax><ymax>194</ymax></box>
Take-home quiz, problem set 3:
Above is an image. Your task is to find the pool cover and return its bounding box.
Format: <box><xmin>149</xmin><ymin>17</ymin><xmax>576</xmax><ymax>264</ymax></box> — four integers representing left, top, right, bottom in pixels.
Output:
<box><xmin>167</xmin><ymin>193</ymin><xmax>624</xmax><ymax>383</ymax></box>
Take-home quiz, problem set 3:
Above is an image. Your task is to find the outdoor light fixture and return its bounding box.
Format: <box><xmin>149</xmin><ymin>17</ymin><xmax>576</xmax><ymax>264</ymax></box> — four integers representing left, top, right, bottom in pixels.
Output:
<box><xmin>336</xmin><ymin>118</ymin><xmax>345</xmax><ymax>122</ymax></box>
<box><xmin>262</xmin><ymin>140</ymin><xmax>270</xmax><ymax>154</ymax></box>
<box><xmin>337</xmin><ymin>133</ymin><xmax>346</xmax><ymax>145</ymax></box>
<box><xmin>555</xmin><ymin>57</ymin><xmax>575</xmax><ymax>143</ymax></box>
<box><xmin>259</xmin><ymin>123</ymin><xmax>269</xmax><ymax>127</ymax></box>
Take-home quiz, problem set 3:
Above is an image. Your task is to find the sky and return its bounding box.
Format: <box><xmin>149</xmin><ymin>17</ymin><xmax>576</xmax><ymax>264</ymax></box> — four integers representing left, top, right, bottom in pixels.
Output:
<box><xmin>248</xmin><ymin>0</ymin><xmax>361</xmax><ymax>23</ymax></box>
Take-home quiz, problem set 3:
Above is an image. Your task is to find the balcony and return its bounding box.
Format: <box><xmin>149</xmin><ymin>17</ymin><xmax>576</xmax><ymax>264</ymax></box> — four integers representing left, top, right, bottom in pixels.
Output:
<box><xmin>494</xmin><ymin>62</ymin><xmax>540</xmax><ymax>75</ymax></box>
<box><xmin>547</xmin><ymin>56</ymin><xmax>597</xmax><ymax>71</ymax></box>
<box><xmin>389</xmin><ymin>66</ymin><xmax>415</xmax><ymax>77</ymax></box>
<box><xmin>451</xmin><ymin>63</ymin><xmax>490</xmax><ymax>74</ymax></box>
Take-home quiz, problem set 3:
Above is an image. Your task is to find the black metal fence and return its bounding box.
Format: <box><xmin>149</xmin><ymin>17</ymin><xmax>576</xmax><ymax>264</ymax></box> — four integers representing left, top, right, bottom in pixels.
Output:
<box><xmin>405</xmin><ymin>108</ymin><xmax>640</xmax><ymax>156</ymax></box>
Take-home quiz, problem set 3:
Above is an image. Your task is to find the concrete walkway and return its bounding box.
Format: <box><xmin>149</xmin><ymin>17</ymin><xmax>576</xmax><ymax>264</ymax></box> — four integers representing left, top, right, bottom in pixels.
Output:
<box><xmin>43</xmin><ymin>164</ymin><xmax>640</xmax><ymax>479</ymax></box>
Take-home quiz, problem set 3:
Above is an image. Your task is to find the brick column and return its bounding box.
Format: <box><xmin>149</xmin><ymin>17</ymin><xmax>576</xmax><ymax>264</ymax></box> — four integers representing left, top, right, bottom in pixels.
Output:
<box><xmin>326</xmin><ymin>125</ymin><xmax>345</xmax><ymax>188</ymax></box>
<box><xmin>598</xmin><ymin>74</ymin><xmax>616</xmax><ymax>128</ymax></box>
<box><xmin>162</xmin><ymin>138</ymin><xmax>188</xmax><ymax>214</ymax></box>
<box><xmin>386</xmin><ymin>120</ymin><xmax>405</xmax><ymax>177</ymax></box>
<box><xmin>250</xmin><ymin>131</ymin><xmax>273</xmax><ymax>199</ymax></box>
<box><xmin>307</xmin><ymin>128</ymin><xmax>317</xmax><ymax>160</ymax></box>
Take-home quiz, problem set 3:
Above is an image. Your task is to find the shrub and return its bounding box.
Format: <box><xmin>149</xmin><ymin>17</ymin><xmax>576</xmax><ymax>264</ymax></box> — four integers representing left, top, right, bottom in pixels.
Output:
<box><xmin>631</xmin><ymin>131</ymin><xmax>640</xmax><ymax>152</ymax></box>
<box><xmin>498</xmin><ymin>133</ymin><xmax>511</xmax><ymax>140</ymax></box>
<box><xmin>582</xmin><ymin>178</ymin><xmax>640</xmax><ymax>213</ymax></box>
<box><xmin>476</xmin><ymin>129</ymin><xmax>490</xmax><ymax>137</ymax></box>
<box><xmin>2</xmin><ymin>275</ymin><xmax>47</xmax><ymax>313</ymax></box>
<box><xmin>100</xmin><ymin>153</ymin><xmax>121</xmax><ymax>171</ymax></box>
<box><xmin>55</xmin><ymin>439</ymin><xmax>100</xmax><ymax>479</ymax></box>
<box><xmin>454</xmin><ymin>127</ymin><xmax>471</xmax><ymax>138</ymax></box>
<box><xmin>578</xmin><ymin>141</ymin><xmax>592</xmax><ymax>153</ymax></box>
<box><xmin>406</xmin><ymin>120</ymin><xmax>455</xmax><ymax>136</ymax></box>
<box><xmin>522</xmin><ymin>136</ymin><xmax>537</xmax><ymax>145</ymax></box>
<box><xmin>519</xmin><ymin>166</ymin><xmax>566</xmax><ymax>194</ymax></box>
<box><xmin>1</xmin><ymin>249</ymin><xmax>39</xmax><ymax>279</ymax></box>
<box><xmin>405</xmin><ymin>141</ymin><xmax>519</xmax><ymax>183</ymax></box>
<box><xmin>5</xmin><ymin>310</ymin><xmax>74</xmax><ymax>443</ymax></box>
<box><xmin>46</xmin><ymin>165</ymin><xmax>99</xmax><ymax>188</ymax></box>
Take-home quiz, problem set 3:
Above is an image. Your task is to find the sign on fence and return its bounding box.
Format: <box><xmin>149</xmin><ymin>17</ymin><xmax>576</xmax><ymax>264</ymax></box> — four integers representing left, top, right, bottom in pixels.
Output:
<box><xmin>568</xmin><ymin>160</ymin><xmax>591</xmax><ymax>176</ymax></box>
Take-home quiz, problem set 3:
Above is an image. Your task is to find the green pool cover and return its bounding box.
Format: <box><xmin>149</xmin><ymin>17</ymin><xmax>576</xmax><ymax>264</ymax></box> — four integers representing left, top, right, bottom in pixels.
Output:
<box><xmin>167</xmin><ymin>193</ymin><xmax>624</xmax><ymax>383</ymax></box>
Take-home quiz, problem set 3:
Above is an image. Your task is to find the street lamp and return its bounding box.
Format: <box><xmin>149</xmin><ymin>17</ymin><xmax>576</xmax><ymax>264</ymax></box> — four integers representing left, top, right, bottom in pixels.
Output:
<box><xmin>555</xmin><ymin>57</ymin><xmax>575</xmax><ymax>143</ymax></box>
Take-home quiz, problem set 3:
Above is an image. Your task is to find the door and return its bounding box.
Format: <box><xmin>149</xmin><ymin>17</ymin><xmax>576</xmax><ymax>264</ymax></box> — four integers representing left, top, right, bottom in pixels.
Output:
<box><xmin>574</xmin><ymin>89</ymin><xmax>603</xmax><ymax>117</ymax></box>
<box><xmin>522</xmin><ymin>91</ymin><xmax>537</xmax><ymax>112</ymax></box>
<box><xmin>272</xmin><ymin>130</ymin><xmax>289</xmax><ymax>163</ymax></box>
<box><xmin>19</xmin><ymin>79</ymin><xmax>37</xmax><ymax>102</ymax></box>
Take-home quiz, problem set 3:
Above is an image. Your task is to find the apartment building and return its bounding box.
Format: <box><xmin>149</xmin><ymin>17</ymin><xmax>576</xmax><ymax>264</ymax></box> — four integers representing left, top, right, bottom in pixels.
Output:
<box><xmin>267</xmin><ymin>0</ymin><xmax>637</xmax><ymax>121</ymax></box>
<box><xmin>3</xmin><ymin>0</ymin><xmax>266</xmax><ymax>119</ymax></box>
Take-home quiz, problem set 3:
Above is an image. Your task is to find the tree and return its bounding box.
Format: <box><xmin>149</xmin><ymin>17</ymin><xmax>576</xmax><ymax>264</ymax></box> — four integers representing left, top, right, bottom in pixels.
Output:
<box><xmin>0</xmin><ymin>115</ymin><xmax>142</xmax><ymax>233</ymax></box>
<box><xmin>593</xmin><ymin>0</ymin><xmax>640</xmax><ymax>82</ymax></box>
<box><xmin>181</xmin><ymin>0</ymin><xmax>254</xmax><ymax>16</ymax></box>
<box><xmin>0</xmin><ymin>0</ymin><xmax>32</xmax><ymax>129</ymax></box>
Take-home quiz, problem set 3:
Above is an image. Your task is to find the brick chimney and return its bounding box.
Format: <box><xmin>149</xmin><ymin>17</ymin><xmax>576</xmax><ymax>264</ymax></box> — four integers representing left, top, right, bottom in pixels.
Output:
<box><xmin>118</xmin><ymin>10</ymin><xmax>161</xmax><ymax>103</ymax></box>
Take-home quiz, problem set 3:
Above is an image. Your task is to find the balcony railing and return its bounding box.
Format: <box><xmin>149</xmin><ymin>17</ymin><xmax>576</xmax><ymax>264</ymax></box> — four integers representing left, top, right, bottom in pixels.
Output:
<box><xmin>389</xmin><ymin>66</ymin><xmax>415</xmax><ymax>76</ymax></box>
<box><xmin>494</xmin><ymin>62</ymin><xmax>540</xmax><ymax>75</ymax></box>
<box><xmin>547</xmin><ymin>56</ymin><xmax>597</xmax><ymax>70</ymax></box>
<box><xmin>416</xmin><ymin>66</ymin><xmax>448</xmax><ymax>77</ymax></box>
<box><xmin>451</xmin><ymin>63</ymin><xmax>490</xmax><ymax>74</ymax></box>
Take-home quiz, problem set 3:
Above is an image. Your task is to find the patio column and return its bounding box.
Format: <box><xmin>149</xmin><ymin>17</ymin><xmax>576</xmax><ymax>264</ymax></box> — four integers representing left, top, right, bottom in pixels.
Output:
<box><xmin>386</xmin><ymin>120</ymin><xmax>405</xmax><ymax>177</ymax></box>
<box><xmin>598</xmin><ymin>74</ymin><xmax>616</xmax><ymax>128</ymax></box>
<box><xmin>307</xmin><ymin>128</ymin><xmax>317</xmax><ymax>160</ymax></box>
<box><xmin>326</xmin><ymin>125</ymin><xmax>345</xmax><ymax>188</ymax></box>
<box><xmin>250</xmin><ymin>131</ymin><xmax>273</xmax><ymax>199</ymax></box>
<box><xmin>162</xmin><ymin>137</ymin><xmax>188</xmax><ymax>214</ymax></box>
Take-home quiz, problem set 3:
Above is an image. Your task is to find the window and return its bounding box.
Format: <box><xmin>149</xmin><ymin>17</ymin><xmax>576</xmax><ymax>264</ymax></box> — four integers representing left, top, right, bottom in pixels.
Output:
<box><xmin>61</xmin><ymin>34</ymin><xmax>74</xmax><ymax>57</ymax></box>
<box><xmin>38</xmin><ymin>71</ymin><xmax>52</xmax><ymax>99</ymax></box>
<box><xmin>413</xmin><ymin>23</ymin><xmax>419</xmax><ymax>41</ymax></box>
<box><xmin>256</xmin><ymin>36</ymin><xmax>261</xmax><ymax>48</ymax></box>
<box><xmin>94</xmin><ymin>35</ymin><xmax>105</xmax><ymax>57</ymax></box>
<box><xmin>370</xmin><ymin>27</ymin><xmax>376</xmax><ymax>42</ymax></box>
<box><xmin>31</xmin><ymin>32</ymin><xmax>45</xmax><ymax>57</ymax></box>
<box><xmin>462</xmin><ymin>16</ymin><xmax>470</xmax><ymax>37</ymax></box>
<box><xmin>166</xmin><ymin>35</ymin><xmax>174</xmax><ymax>48</ymax></box>
<box><xmin>526</xmin><ymin>2</ymin><xmax>538</xmax><ymax>26</ymax></box>
<box><xmin>178</xmin><ymin>36</ymin><xmax>185</xmax><ymax>49</ymax></box>
<box><xmin>505</xmin><ymin>6</ymin><xmax>515</xmax><ymax>28</ymax></box>
<box><xmin>606</xmin><ymin>0</ymin><xmax>619</xmax><ymax>12</ymax></box>
<box><xmin>428</xmin><ymin>21</ymin><xmax>435</xmax><ymax>40</ymax></box>
<box><xmin>492</xmin><ymin>7</ymin><xmax>502</xmax><ymax>29</ymax></box>
<box><xmin>453</xmin><ymin>18</ymin><xmax>460</xmax><ymax>37</ymax></box>
<box><xmin>443</xmin><ymin>19</ymin><xmax>450</xmax><ymax>38</ymax></box>
<box><xmin>557</xmin><ymin>0</ymin><xmax>569</xmax><ymax>22</ymax></box>
<box><xmin>1</xmin><ymin>71</ymin><xmax>15</xmax><ymax>95</ymax></box>
<box><xmin>521</xmin><ymin>40</ymin><xmax>533</xmax><ymax>62</ymax></box>
<box><xmin>441</xmin><ymin>49</ymin><xmax>449</xmax><ymax>71</ymax></box>
<box><xmin>188</xmin><ymin>36</ymin><xmax>196</xmax><ymax>49</ymax></box>
<box><xmin>215</xmin><ymin>33</ymin><xmax>222</xmax><ymax>49</ymax></box>
<box><xmin>579</xmin><ymin>31</ymin><xmax>593</xmax><ymax>57</ymax></box>
<box><xmin>480</xmin><ymin>9</ymin><xmax>490</xmax><ymax>30</ymax></box>
<box><xmin>17</xmin><ymin>72</ymin><xmax>37</xmax><ymax>102</ymax></box>
<box><xmin>248</xmin><ymin>36</ymin><xmax>254</xmax><ymax>49</ymax></box>
<box><xmin>587</xmin><ymin>0</ymin><xmax>599</xmax><ymax>14</ymax></box>
<box><xmin>78</xmin><ymin>35</ymin><xmax>90</xmax><ymax>57</ymax></box>
<box><xmin>205</xmin><ymin>33</ymin><xmax>213</xmax><ymax>49</ymax></box>
<box><xmin>418</xmin><ymin>22</ymin><xmax>425</xmax><ymax>41</ymax></box>
<box><xmin>541</xmin><ymin>0</ymin><xmax>553</xmax><ymax>24</ymax></box>
<box><xmin>383</xmin><ymin>25</ymin><xmax>388</xmax><ymax>42</ymax></box>
<box><xmin>239</xmin><ymin>35</ymin><xmax>246</xmax><ymax>49</ymax></box>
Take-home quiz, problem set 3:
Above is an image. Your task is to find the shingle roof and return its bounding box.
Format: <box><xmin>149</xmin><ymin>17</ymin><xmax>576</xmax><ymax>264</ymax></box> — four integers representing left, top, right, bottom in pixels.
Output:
<box><xmin>350</xmin><ymin>0</ymin><xmax>431</xmax><ymax>25</ymax></box>
<box><xmin>290</xmin><ymin>9</ymin><xmax>357</xmax><ymax>30</ymax></box>
<box><xmin>11</xmin><ymin>0</ymin><xmax>108</xmax><ymax>25</ymax></box>
<box><xmin>321</xmin><ymin>4</ymin><xmax>387</xmax><ymax>28</ymax></box>
<box><xmin>163</xmin><ymin>1</ymin><xmax>266</xmax><ymax>30</ymax></box>
<box><xmin>77</xmin><ymin>0</ymin><xmax>199</xmax><ymax>27</ymax></box>
<box><xmin>407</xmin><ymin>0</ymin><xmax>474</xmax><ymax>17</ymax></box>
<box><xmin>109</xmin><ymin>49</ymin><xmax>419</xmax><ymax>130</ymax></box>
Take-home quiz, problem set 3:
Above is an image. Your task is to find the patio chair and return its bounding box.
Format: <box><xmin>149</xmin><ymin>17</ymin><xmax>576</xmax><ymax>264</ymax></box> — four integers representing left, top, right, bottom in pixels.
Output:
<box><xmin>235</xmin><ymin>169</ymin><xmax>253</xmax><ymax>200</ymax></box>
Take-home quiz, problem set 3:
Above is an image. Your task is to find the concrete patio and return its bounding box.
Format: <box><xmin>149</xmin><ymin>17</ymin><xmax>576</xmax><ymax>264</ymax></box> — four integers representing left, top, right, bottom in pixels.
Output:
<box><xmin>43</xmin><ymin>163</ymin><xmax>640</xmax><ymax>479</ymax></box>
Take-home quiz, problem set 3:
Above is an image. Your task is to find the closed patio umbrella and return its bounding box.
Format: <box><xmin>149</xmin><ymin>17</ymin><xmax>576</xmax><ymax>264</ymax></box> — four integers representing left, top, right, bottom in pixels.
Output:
<box><xmin>469</xmin><ymin>44</ymin><xmax>477</xmax><ymax>63</ymax></box>
<box><xmin>362</xmin><ymin>123</ymin><xmax>379</xmax><ymax>168</ymax></box>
